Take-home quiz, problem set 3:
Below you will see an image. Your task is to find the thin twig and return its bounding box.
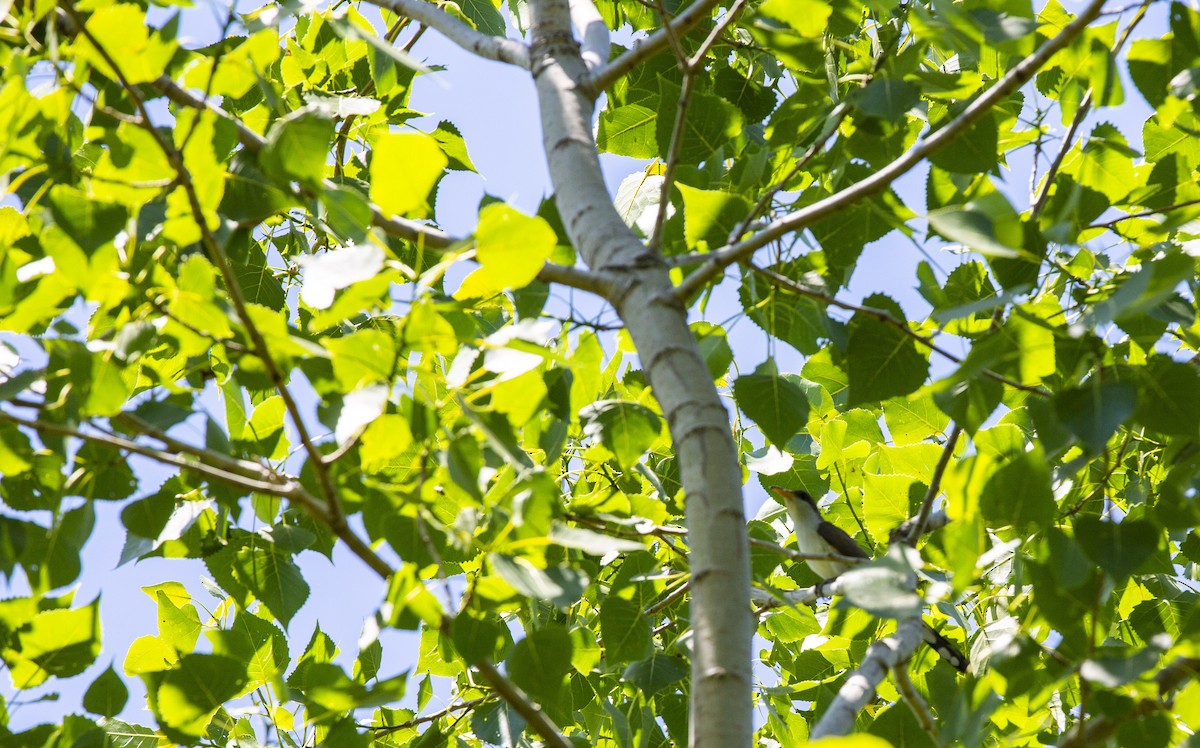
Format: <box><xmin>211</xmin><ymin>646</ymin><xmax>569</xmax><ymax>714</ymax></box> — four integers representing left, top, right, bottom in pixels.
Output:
<box><xmin>365</xmin><ymin>697</ymin><xmax>488</xmax><ymax>735</ymax></box>
<box><xmin>671</xmin><ymin>0</ymin><xmax>1108</xmax><ymax>302</ymax></box>
<box><xmin>0</xmin><ymin>411</ymin><xmax>291</xmax><ymax>497</ymax></box>
<box><xmin>644</xmin><ymin>579</ymin><xmax>690</xmax><ymax>620</ymax></box>
<box><xmin>649</xmin><ymin>74</ymin><xmax>693</xmax><ymax>251</ymax></box>
<box><xmin>1030</xmin><ymin>0</ymin><xmax>1151</xmax><ymax>218</ymax></box>
<box><xmin>655</xmin><ymin>0</ymin><xmax>688</xmax><ymax>64</ymax></box>
<box><xmin>114</xmin><ymin>412</ymin><xmax>275</xmax><ymax>483</ymax></box>
<box><xmin>1088</xmin><ymin>198</ymin><xmax>1200</xmax><ymax>230</ymax></box>
<box><xmin>648</xmin><ymin>0</ymin><xmax>747</xmax><ymax>251</ymax></box>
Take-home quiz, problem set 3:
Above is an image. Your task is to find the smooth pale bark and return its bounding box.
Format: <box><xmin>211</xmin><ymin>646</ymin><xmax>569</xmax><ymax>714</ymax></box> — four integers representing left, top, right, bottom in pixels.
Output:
<box><xmin>527</xmin><ymin>0</ymin><xmax>753</xmax><ymax>743</ymax></box>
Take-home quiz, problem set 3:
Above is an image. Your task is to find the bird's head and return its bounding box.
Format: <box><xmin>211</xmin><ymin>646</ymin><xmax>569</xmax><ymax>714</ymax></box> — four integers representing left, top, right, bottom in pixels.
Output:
<box><xmin>768</xmin><ymin>486</ymin><xmax>820</xmax><ymax>522</ymax></box>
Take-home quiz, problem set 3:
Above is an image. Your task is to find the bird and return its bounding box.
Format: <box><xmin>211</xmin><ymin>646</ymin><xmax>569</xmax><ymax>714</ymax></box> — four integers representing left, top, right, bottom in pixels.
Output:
<box><xmin>769</xmin><ymin>486</ymin><xmax>970</xmax><ymax>673</ymax></box>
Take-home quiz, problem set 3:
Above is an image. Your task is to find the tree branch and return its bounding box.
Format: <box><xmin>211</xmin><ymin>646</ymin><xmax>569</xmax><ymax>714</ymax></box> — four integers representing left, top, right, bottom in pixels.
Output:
<box><xmin>894</xmin><ymin>664</ymin><xmax>940</xmax><ymax>741</ymax></box>
<box><xmin>580</xmin><ymin>0</ymin><xmax>721</xmax><ymax>96</ymax></box>
<box><xmin>0</xmin><ymin>410</ymin><xmax>293</xmax><ymax>497</ymax></box>
<box><xmin>470</xmin><ymin>659</ymin><xmax>573</xmax><ymax>748</ymax></box>
<box><xmin>672</xmin><ymin>0</ymin><xmax>1107</xmax><ymax>301</ymax></box>
<box><xmin>570</xmin><ymin>0</ymin><xmax>609</xmax><ymax>70</ymax></box>
<box><xmin>894</xmin><ymin>424</ymin><xmax>962</xmax><ymax>545</ymax></box>
<box><xmin>363</xmin><ymin>0</ymin><xmax>531</xmax><ymax>68</ymax></box>
<box><xmin>810</xmin><ymin>617</ymin><xmax>926</xmax><ymax>739</ymax></box>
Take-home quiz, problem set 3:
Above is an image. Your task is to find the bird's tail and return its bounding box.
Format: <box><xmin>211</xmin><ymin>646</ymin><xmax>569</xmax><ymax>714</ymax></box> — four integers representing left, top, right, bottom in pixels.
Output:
<box><xmin>922</xmin><ymin>623</ymin><xmax>970</xmax><ymax>673</ymax></box>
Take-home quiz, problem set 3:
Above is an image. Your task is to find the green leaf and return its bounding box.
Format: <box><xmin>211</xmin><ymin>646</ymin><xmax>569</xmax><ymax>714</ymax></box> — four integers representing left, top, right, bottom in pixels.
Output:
<box><xmin>837</xmin><ymin>549</ymin><xmax>924</xmax><ymax>619</ymax></box>
<box><xmin>83</xmin><ymin>664</ymin><xmax>129</xmax><ymax>717</ymax></box>
<box><xmin>207</xmin><ymin>609</ymin><xmax>289</xmax><ymax>692</ymax></box>
<box><xmin>452</xmin><ymin>611</ymin><xmax>508</xmax><ymax>664</ymax></box>
<box><xmin>979</xmin><ymin>450</ymin><xmax>1056</xmax><ymax>532</ymax></box>
<box><xmin>230</xmin><ymin>543</ymin><xmax>309</xmax><ymax>628</ymax></box>
<box><xmin>78</xmin><ymin>3</ymin><xmax>175</xmax><ymax>83</ymax></box>
<box><xmin>98</xmin><ymin>718</ymin><xmax>160</xmax><ymax>748</ymax></box>
<box><xmin>676</xmin><ymin>183</ymin><xmax>750</xmax><ymax>249</ymax></box>
<box><xmin>1074</xmin><ymin>518</ymin><xmax>1160</xmax><ymax>579</ymax></box>
<box><xmin>259</xmin><ymin>106</ymin><xmax>333</xmax><ymax>187</ymax></box>
<box><xmin>153</xmin><ymin>654</ymin><xmax>249</xmax><ymax>741</ymax></box>
<box><xmin>457</xmin><ymin>0</ymin><xmax>506</xmax><ymax>35</ymax></box>
<box><xmin>656</xmin><ymin>77</ymin><xmax>742</xmax><ymax>164</ymax></box>
<box><xmin>739</xmin><ymin>266</ymin><xmax>831</xmax><ymax>355</ymax></box>
<box><xmin>149</xmin><ymin>587</ymin><xmax>202</xmax><ymax>654</ymax></box>
<box><xmin>370</xmin><ymin>131</ymin><xmax>447</xmax><ymax>218</ymax></box>
<box><xmin>623</xmin><ymin>653</ymin><xmax>689</xmax><ymax>695</ymax></box>
<box><xmin>600</xmin><ymin>597</ymin><xmax>653</xmax><ymax>663</ymax></box>
<box><xmin>47</xmin><ymin>185</ymin><xmax>127</xmax><ymax>254</ymax></box>
<box><xmin>490</xmin><ymin>553</ymin><xmax>588</xmax><ymax>607</ymax></box>
<box><xmin>733</xmin><ymin>360</ymin><xmax>810</xmax><ymax>446</ymax></box>
<box><xmin>714</xmin><ymin>66</ymin><xmax>778</xmax><ymax>123</ymax></box>
<box><xmin>5</xmin><ymin>598</ymin><xmax>101</xmax><ymax>685</ymax></box>
<box><xmin>692</xmin><ymin>321</ymin><xmax>734</xmax><ymax>379</ymax></box>
<box><xmin>598</xmin><ymin>105</ymin><xmax>658</xmax><ymax>159</ymax></box>
<box><xmin>854</xmin><ymin>78</ymin><xmax>921</xmax><ymax>120</ymax></box>
<box><xmin>319</xmin><ymin>183</ymin><xmax>372</xmax><ymax>243</ymax></box>
<box><xmin>926</xmin><ymin>202</ymin><xmax>1023</xmax><ymax>259</ymax></box>
<box><xmin>550</xmin><ymin>523</ymin><xmax>645</xmax><ymax>554</ymax></box>
<box><xmin>927</xmin><ymin>109</ymin><xmax>999</xmax><ymax>174</ymax></box>
<box><xmin>759</xmin><ymin>0</ymin><xmax>832</xmax><ymax>37</ymax></box>
<box><xmin>579</xmin><ymin>399</ymin><xmax>663</xmax><ymax>469</ymax></box>
<box><xmin>1080</xmin><ymin>645</ymin><xmax>1162</xmax><ymax>687</ymax></box>
<box><xmin>1054</xmin><ymin>381</ymin><xmax>1136</xmax><ymax>452</ymax></box>
<box><xmin>295</xmin><ymin>662</ymin><xmax>407</xmax><ymax>722</ymax></box>
<box><xmin>430</xmin><ymin>120</ymin><xmax>477</xmax><ymax>172</ymax></box>
<box><xmin>1134</xmin><ymin>356</ymin><xmax>1200</xmax><ymax>436</ymax></box>
<box><xmin>507</xmin><ymin>625</ymin><xmax>573</xmax><ymax>701</ymax></box>
<box><xmin>847</xmin><ymin>294</ymin><xmax>929</xmax><ymax>405</ymax></box>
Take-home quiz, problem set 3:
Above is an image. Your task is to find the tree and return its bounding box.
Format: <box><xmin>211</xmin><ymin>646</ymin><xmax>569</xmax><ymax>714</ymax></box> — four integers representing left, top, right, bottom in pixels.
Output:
<box><xmin>1</xmin><ymin>0</ymin><xmax>1199</xmax><ymax>743</ymax></box>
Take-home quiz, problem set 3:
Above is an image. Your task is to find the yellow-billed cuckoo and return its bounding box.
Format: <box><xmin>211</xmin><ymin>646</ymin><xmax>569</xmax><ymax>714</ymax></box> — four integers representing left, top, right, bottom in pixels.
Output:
<box><xmin>769</xmin><ymin>486</ymin><xmax>969</xmax><ymax>673</ymax></box>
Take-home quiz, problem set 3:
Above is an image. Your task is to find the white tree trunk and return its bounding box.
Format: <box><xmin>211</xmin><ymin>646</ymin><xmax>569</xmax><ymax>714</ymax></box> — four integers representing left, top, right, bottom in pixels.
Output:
<box><xmin>527</xmin><ymin>1</ymin><xmax>753</xmax><ymax>743</ymax></box>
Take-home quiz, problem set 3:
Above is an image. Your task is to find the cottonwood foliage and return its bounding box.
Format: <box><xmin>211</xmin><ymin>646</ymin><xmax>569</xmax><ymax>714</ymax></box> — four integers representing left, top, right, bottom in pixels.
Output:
<box><xmin>1</xmin><ymin>0</ymin><xmax>1199</xmax><ymax>745</ymax></box>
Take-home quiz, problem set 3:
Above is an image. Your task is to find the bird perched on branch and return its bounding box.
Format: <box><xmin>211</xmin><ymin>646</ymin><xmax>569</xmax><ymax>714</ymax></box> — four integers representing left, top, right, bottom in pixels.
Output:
<box><xmin>769</xmin><ymin>486</ymin><xmax>970</xmax><ymax>673</ymax></box>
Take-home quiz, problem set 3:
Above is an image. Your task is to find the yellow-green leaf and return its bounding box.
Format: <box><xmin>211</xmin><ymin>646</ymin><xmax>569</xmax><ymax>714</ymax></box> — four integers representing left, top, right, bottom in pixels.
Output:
<box><xmin>473</xmin><ymin>203</ymin><xmax>556</xmax><ymax>289</ymax></box>
<box><xmin>370</xmin><ymin>132</ymin><xmax>447</xmax><ymax>218</ymax></box>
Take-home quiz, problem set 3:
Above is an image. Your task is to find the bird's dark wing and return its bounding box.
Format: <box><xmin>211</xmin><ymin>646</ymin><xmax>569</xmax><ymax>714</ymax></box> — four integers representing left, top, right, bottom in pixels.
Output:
<box><xmin>816</xmin><ymin>522</ymin><xmax>871</xmax><ymax>560</ymax></box>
